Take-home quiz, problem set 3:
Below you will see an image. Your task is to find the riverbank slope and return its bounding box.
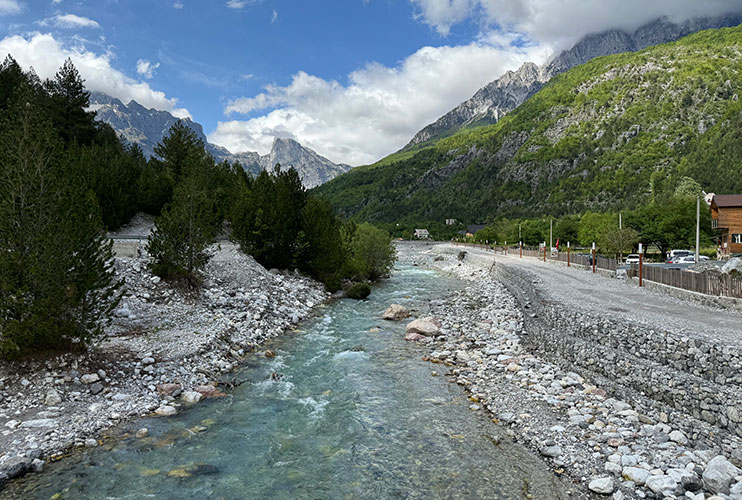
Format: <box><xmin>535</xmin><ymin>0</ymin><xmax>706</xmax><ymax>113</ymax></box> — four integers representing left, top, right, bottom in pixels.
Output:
<box><xmin>0</xmin><ymin>236</ymin><xmax>327</xmax><ymax>484</ymax></box>
<box><xmin>400</xmin><ymin>242</ymin><xmax>742</xmax><ymax>500</ymax></box>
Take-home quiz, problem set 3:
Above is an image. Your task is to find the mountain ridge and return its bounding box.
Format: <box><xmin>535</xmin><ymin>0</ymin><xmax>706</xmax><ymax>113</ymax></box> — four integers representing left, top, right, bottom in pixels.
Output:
<box><xmin>316</xmin><ymin>25</ymin><xmax>742</xmax><ymax>224</ymax></box>
<box><xmin>90</xmin><ymin>92</ymin><xmax>351</xmax><ymax>188</ymax></box>
<box><xmin>404</xmin><ymin>13</ymin><xmax>742</xmax><ymax>150</ymax></box>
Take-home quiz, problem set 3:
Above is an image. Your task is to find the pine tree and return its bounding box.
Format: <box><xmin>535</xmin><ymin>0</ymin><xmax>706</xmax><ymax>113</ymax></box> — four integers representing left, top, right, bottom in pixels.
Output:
<box><xmin>231</xmin><ymin>165</ymin><xmax>307</xmax><ymax>269</ymax></box>
<box><xmin>153</xmin><ymin>121</ymin><xmax>210</xmax><ymax>182</ymax></box>
<box><xmin>44</xmin><ymin>58</ymin><xmax>96</xmax><ymax>146</ymax></box>
<box><xmin>0</xmin><ymin>85</ymin><xmax>120</xmax><ymax>357</ymax></box>
<box><xmin>146</xmin><ymin>175</ymin><xmax>218</xmax><ymax>288</ymax></box>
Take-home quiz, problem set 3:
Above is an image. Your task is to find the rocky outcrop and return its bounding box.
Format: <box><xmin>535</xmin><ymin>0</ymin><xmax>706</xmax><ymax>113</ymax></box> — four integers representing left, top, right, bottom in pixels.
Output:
<box><xmin>404</xmin><ymin>13</ymin><xmax>742</xmax><ymax>149</ymax></box>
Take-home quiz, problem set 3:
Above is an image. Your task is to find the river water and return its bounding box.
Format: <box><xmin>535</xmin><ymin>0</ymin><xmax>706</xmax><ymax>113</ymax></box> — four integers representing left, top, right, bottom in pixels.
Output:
<box><xmin>6</xmin><ymin>263</ymin><xmax>569</xmax><ymax>500</ymax></box>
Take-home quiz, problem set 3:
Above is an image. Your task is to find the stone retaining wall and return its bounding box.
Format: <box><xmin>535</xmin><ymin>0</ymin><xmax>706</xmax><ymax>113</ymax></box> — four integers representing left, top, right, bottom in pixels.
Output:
<box><xmin>433</xmin><ymin>245</ymin><xmax>742</xmax><ymax>453</ymax></box>
<box><xmin>494</xmin><ymin>263</ymin><xmax>742</xmax><ymax>449</ymax></box>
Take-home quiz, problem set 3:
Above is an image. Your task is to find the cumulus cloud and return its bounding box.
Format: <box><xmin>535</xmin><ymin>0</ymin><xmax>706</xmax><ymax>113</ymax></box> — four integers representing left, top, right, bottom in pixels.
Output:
<box><xmin>0</xmin><ymin>0</ymin><xmax>20</xmax><ymax>15</ymax></box>
<box><xmin>136</xmin><ymin>59</ymin><xmax>160</xmax><ymax>79</ymax></box>
<box><xmin>210</xmin><ymin>39</ymin><xmax>550</xmax><ymax>165</ymax></box>
<box><xmin>0</xmin><ymin>33</ymin><xmax>190</xmax><ymax>118</ymax></box>
<box><xmin>412</xmin><ymin>0</ymin><xmax>742</xmax><ymax>47</ymax></box>
<box><xmin>41</xmin><ymin>13</ymin><xmax>101</xmax><ymax>29</ymax></box>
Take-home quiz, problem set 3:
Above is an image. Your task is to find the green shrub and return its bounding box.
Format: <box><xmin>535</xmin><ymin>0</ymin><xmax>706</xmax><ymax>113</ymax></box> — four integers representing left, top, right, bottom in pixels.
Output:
<box><xmin>346</xmin><ymin>282</ymin><xmax>371</xmax><ymax>300</ymax></box>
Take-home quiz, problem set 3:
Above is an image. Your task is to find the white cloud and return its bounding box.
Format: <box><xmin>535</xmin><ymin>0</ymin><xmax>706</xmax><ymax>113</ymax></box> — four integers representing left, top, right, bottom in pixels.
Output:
<box><xmin>0</xmin><ymin>0</ymin><xmax>20</xmax><ymax>15</ymax></box>
<box><xmin>210</xmin><ymin>39</ymin><xmax>550</xmax><ymax>165</ymax></box>
<box><xmin>136</xmin><ymin>59</ymin><xmax>160</xmax><ymax>79</ymax></box>
<box><xmin>226</xmin><ymin>0</ymin><xmax>253</xmax><ymax>9</ymax></box>
<box><xmin>41</xmin><ymin>13</ymin><xmax>101</xmax><ymax>29</ymax></box>
<box><xmin>271</xmin><ymin>9</ymin><xmax>278</xmax><ymax>24</ymax></box>
<box><xmin>412</xmin><ymin>0</ymin><xmax>742</xmax><ymax>47</ymax></box>
<box><xmin>173</xmin><ymin>1</ymin><xmax>183</xmax><ymax>8</ymax></box>
<box><xmin>0</xmin><ymin>33</ymin><xmax>190</xmax><ymax>118</ymax></box>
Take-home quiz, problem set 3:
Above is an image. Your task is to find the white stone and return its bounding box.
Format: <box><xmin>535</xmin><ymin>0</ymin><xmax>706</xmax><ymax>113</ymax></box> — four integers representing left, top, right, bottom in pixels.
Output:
<box><xmin>405</xmin><ymin>317</ymin><xmax>439</xmax><ymax>336</ymax></box>
<box><xmin>645</xmin><ymin>475</ymin><xmax>678</xmax><ymax>495</ymax></box>
<box><xmin>136</xmin><ymin>428</ymin><xmax>149</xmax><ymax>438</ymax></box>
<box><xmin>622</xmin><ymin>467</ymin><xmax>650</xmax><ymax>486</ymax></box>
<box><xmin>44</xmin><ymin>389</ymin><xmax>62</xmax><ymax>406</ymax></box>
<box><xmin>80</xmin><ymin>373</ymin><xmax>100</xmax><ymax>384</ymax></box>
<box><xmin>588</xmin><ymin>477</ymin><xmax>614</xmax><ymax>494</ymax></box>
<box><xmin>85</xmin><ymin>438</ymin><xmax>98</xmax><ymax>448</ymax></box>
<box><xmin>703</xmin><ymin>455</ymin><xmax>740</xmax><ymax>494</ymax></box>
<box><xmin>181</xmin><ymin>391</ymin><xmax>203</xmax><ymax>404</ymax></box>
<box><xmin>141</xmin><ymin>357</ymin><xmax>155</xmax><ymax>365</ymax></box>
<box><xmin>382</xmin><ymin>304</ymin><xmax>410</xmax><ymax>321</ymax></box>
<box><xmin>669</xmin><ymin>430</ymin><xmax>688</xmax><ymax>445</ymax></box>
<box><xmin>20</xmin><ymin>418</ymin><xmax>57</xmax><ymax>428</ymax></box>
<box><xmin>154</xmin><ymin>405</ymin><xmax>177</xmax><ymax>416</ymax></box>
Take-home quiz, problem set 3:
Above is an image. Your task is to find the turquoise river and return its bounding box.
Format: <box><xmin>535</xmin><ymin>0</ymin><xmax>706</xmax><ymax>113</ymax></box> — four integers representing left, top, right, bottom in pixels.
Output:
<box><xmin>5</xmin><ymin>263</ymin><xmax>570</xmax><ymax>499</ymax></box>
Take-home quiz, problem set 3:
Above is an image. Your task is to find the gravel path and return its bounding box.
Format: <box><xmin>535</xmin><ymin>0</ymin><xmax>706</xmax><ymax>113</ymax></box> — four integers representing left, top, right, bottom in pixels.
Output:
<box><xmin>469</xmin><ymin>247</ymin><xmax>742</xmax><ymax>348</ymax></box>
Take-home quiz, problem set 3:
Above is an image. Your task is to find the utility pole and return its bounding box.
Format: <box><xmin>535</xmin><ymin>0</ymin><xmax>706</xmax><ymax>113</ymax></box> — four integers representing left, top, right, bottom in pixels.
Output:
<box><xmin>549</xmin><ymin>218</ymin><xmax>553</xmax><ymax>254</ymax></box>
<box><xmin>695</xmin><ymin>196</ymin><xmax>700</xmax><ymax>263</ymax></box>
<box><xmin>619</xmin><ymin>212</ymin><xmax>622</xmax><ymax>230</ymax></box>
<box><xmin>519</xmin><ymin>223</ymin><xmax>522</xmax><ymax>243</ymax></box>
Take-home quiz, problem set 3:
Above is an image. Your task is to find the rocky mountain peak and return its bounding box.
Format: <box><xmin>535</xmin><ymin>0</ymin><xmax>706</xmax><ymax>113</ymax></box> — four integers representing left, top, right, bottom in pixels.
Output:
<box><xmin>404</xmin><ymin>12</ymin><xmax>742</xmax><ymax>150</ymax></box>
<box><xmin>89</xmin><ymin>94</ymin><xmax>351</xmax><ymax>187</ymax></box>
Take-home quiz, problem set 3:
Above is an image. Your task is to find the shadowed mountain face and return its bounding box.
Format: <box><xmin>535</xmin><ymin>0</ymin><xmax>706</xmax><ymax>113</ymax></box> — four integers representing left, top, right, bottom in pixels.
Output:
<box><xmin>404</xmin><ymin>13</ymin><xmax>742</xmax><ymax>149</ymax></box>
<box><xmin>89</xmin><ymin>93</ymin><xmax>351</xmax><ymax>188</ymax></box>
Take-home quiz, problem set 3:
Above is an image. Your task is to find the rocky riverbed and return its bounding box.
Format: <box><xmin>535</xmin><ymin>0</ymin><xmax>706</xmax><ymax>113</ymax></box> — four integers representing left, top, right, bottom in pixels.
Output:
<box><xmin>0</xmin><ymin>239</ymin><xmax>327</xmax><ymax>486</ymax></box>
<box><xmin>398</xmin><ymin>243</ymin><xmax>742</xmax><ymax>500</ymax></box>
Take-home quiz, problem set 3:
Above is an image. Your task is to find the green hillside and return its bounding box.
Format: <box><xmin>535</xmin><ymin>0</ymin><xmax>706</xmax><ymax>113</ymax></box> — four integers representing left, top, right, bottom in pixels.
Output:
<box><xmin>316</xmin><ymin>26</ymin><xmax>742</xmax><ymax>225</ymax></box>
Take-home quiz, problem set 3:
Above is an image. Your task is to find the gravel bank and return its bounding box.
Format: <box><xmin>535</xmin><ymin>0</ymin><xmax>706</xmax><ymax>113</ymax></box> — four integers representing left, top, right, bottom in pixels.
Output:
<box><xmin>399</xmin><ymin>242</ymin><xmax>742</xmax><ymax>500</ymax></box>
<box><xmin>0</xmin><ymin>239</ymin><xmax>327</xmax><ymax>486</ymax></box>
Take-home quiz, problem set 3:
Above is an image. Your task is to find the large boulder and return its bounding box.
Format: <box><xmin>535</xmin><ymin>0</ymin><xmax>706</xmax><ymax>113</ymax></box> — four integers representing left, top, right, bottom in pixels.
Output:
<box><xmin>405</xmin><ymin>317</ymin><xmax>440</xmax><ymax>336</ymax></box>
<box><xmin>383</xmin><ymin>304</ymin><xmax>410</xmax><ymax>321</ymax></box>
<box><xmin>703</xmin><ymin>455</ymin><xmax>741</xmax><ymax>494</ymax></box>
<box><xmin>722</xmin><ymin>257</ymin><xmax>742</xmax><ymax>275</ymax></box>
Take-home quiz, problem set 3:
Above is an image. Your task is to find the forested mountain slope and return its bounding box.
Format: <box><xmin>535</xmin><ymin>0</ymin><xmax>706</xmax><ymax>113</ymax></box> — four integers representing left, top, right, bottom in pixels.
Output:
<box><xmin>317</xmin><ymin>26</ymin><xmax>742</xmax><ymax>224</ymax></box>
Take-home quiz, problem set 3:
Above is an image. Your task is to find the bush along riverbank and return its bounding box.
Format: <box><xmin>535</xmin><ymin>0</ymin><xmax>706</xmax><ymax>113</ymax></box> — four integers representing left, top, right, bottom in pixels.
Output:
<box><xmin>397</xmin><ymin>244</ymin><xmax>742</xmax><ymax>500</ymax></box>
<box><xmin>0</xmin><ymin>241</ymin><xmax>327</xmax><ymax>486</ymax></box>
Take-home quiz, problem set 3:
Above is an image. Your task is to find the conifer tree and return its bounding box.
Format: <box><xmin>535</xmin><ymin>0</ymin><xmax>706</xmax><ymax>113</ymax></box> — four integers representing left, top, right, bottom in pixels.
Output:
<box><xmin>231</xmin><ymin>164</ymin><xmax>307</xmax><ymax>270</ymax></box>
<box><xmin>0</xmin><ymin>85</ymin><xmax>120</xmax><ymax>357</ymax></box>
<box><xmin>44</xmin><ymin>58</ymin><xmax>96</xmax><ymax>146</ymax></box>
<box><xmin>146</xmin><ymin>174</ymin><xmax>218</xmax><ymax>288</ymax></box>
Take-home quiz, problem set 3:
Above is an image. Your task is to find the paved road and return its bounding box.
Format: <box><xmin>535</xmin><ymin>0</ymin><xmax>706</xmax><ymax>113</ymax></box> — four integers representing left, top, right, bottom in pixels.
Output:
<box><xmin>455</xmin><ymin>246</ymin><xmax>742</xmax><ymax>348</ymax></box>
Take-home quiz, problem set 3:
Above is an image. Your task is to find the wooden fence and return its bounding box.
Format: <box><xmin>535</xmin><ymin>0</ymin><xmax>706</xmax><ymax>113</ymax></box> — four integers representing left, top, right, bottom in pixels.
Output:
<box><xmin>451</xmin><ymin>241</ymin><xmax>742</xmax><ymax>299</ymax></box>
<box><xmin>452</xmin><ymin>242</ymin><xmax>619</xmax><ymax>272</ymax></box>
<box><xmin>627</xmin><ymin>264</ymin><xmax>742</xmax><ymax>298</ymax></box>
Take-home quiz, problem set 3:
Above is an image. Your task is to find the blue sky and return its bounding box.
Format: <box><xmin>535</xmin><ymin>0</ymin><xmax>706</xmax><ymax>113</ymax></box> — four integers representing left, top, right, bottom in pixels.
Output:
<box><xmin>1</xmin><ymin>1</ymin><xmax>741</xmax><ymax>164</ymax></box>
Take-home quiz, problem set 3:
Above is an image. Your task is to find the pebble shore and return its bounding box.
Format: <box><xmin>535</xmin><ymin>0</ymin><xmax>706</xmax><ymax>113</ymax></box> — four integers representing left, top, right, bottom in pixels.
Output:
<box><xmin>0</xmin><ymin>241</ymin><xmax>327</xmax><ymax>486</ymax></box>
<box><xmin>402</xmin><ymin>243</ymin><xmax>742</xmax><ymax>500</ymax></box>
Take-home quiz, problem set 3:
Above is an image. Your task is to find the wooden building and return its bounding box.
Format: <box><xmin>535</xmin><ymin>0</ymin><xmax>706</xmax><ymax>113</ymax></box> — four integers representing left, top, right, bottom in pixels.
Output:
<box><xmin>710</xmin><ymin>194</ymin><xmax>742</xmax><ymax>256</ymax></box>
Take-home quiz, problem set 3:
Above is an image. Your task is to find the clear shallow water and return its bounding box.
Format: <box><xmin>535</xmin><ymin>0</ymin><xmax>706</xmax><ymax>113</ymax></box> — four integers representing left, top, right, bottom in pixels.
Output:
<box><xmin>6</xmin><ymin>264</ymin><xmax>570</xmax><ymax>500</ymax></box>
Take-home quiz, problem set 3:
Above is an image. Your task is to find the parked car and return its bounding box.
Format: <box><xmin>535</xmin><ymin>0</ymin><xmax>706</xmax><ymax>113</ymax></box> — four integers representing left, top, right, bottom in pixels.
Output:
<box><xmin>667</xmin><ymin>250</ymin><xmax>692</xmax><ymax>263</ymax></box>
<box><xmin>676</xmin><ymin>255</ymin><xmax>709</xmax><ymax>263</ymax></box>
<box><xmin>625</xmin><ymin>254</ymin><xmax>640</xmax><ymax>264</ymax></box>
